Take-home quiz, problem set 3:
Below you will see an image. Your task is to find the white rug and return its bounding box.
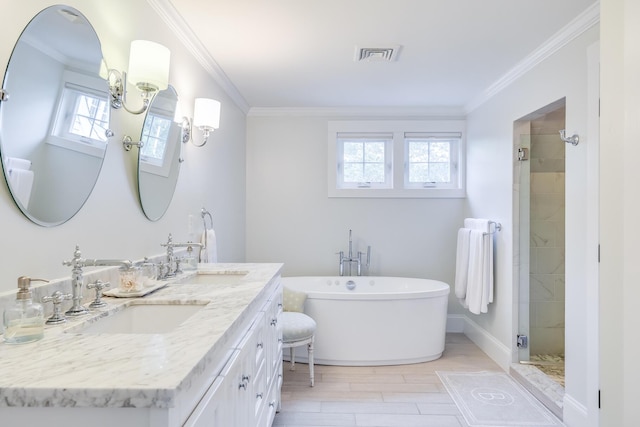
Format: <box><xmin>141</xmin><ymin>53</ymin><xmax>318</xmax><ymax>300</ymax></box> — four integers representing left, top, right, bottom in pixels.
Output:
<box><xmin>437</xmin><ymin>371</ymin><xmax>564</xmax><ymax>427</ymax></box>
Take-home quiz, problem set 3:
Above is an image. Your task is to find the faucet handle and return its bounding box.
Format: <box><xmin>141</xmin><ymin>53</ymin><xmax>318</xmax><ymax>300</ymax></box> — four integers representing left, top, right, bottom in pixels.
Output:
<box><xmin>87</xmin><ymin>280</ymin><xmax>110</xmax><ymax>309</ymax></box>
<box><xmin>42</xmin><ymin>291</ymin><xmax>73</xmax><ymax>325</ymax></box>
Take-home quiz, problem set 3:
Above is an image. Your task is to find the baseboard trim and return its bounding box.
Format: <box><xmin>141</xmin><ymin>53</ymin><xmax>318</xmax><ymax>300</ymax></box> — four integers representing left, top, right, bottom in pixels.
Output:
<box><xmin>461</xmin><ymin>315</ymin><xmax>512</xmax><ymax>370</ymax></box>
<box><xmin>446</xmin><ymin>314</ymin><xmax>465</xmax><ymax>333</ymax></box>
<box><xmin>563</xmin><ymin>394</ymin><xmax>590</xmax><ymax>427</ymax></box>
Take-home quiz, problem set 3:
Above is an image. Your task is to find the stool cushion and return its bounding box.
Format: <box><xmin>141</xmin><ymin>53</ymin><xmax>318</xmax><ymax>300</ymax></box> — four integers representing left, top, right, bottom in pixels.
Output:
<box><xmin>283</xmin><ymin>286</ymin><xmax>307</xmax><ymax>313</ymax></box>
<box><xmin>281</xmin><ymin>312</ymin><xmax>316</xmax><ymax>342</ymax></box>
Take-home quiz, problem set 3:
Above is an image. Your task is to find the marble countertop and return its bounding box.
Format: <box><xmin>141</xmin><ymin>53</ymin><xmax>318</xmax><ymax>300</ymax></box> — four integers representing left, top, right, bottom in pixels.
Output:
<box><xmin>0</xmin><ymin>263</ymin><xmax>283</xmax><ymax>409</ymax></box>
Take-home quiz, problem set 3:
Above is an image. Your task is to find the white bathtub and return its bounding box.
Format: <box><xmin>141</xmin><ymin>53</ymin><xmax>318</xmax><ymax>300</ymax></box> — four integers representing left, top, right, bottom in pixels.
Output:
<box><xmin>281</xmin><ymin>276</ymin><xmax>450</xmax><ymax>366</ymax></box>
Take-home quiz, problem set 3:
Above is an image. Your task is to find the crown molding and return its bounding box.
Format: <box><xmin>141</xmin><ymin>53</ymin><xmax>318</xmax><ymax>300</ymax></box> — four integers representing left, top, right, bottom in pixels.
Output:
<box><xmin>247</xmin><ymin>106</ymin><xmax>466</xmax><ymax>118</ymax></box>
<box><xmin>465</xmin><ymin>1</ymin><xmax>600</xmax><ymax>114</ymax></box>
<box><xmin>146</xmin><ymin>0</ymin><xmax>250</xmax><ymax>114</ymax></box>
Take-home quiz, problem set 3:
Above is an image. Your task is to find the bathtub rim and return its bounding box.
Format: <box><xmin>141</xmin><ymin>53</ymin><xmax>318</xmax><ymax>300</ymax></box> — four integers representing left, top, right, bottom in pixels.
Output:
<box><xmin>281</xmin><ymin>276</ymin><xmax>450</xmax><ymax>300</ymax></box>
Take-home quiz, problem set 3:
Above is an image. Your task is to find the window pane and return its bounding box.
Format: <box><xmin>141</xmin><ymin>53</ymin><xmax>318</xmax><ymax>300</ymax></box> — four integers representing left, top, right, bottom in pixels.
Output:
<box><xmin>429</xmin><ymin>162</ymin><xmax>450</xmax><ymax>183</ymax></box>
<box><xmin>409</xmin><ymin>163</ymin><xmax>429</xmax><ymax>182</ymax></box>
<box><xmin>430</xmin><ymin>142</ymin><xmax>450</xmax><ymax>162</ymax></box>
<box><xmin>343</xmin><ymin>162</ymin><xmax>364</xmax><ymax>182</ymax></box>
<box><xmin>409</xmin><ymin>141</ymin><xmax>429</xmax><ymax>162</ymax></box>
<box><xmin>69</xmin><ymin>93</ymin><xmax>109</xmax><ymax>142</ymax></box>
<box><xmin>364</xmin><ymin>142</ymin><xmax>385</xmax><ymax>162</ymax></box>
<box><xmin>363</xmin><ymin>163</ymin><xmax>385</xmax><ymax>182</ymax></box>
<box><xmin>343</xmin><ymin>142</ymin><xmax>363</xmax><ymax>162</ymax></box>
<box><xmin>141</xmin><ymin>115</ymin><xmax>171</xmax><ymax>162</ymax></box>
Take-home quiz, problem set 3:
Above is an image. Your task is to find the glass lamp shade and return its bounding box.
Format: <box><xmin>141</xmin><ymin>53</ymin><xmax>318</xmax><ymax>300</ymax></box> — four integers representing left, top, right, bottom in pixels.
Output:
<box><xmin>193</xmin><ymin>98</ymin><xmax>221</xmax><ymax>130</ymax></box>
<box><xmin>128</xmin><ymin>40</ymin><xmax>170</xmax><ymax>93</ymax></box>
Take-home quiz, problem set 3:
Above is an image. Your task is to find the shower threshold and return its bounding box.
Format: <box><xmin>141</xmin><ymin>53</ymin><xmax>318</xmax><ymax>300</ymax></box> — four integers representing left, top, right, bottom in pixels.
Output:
<box><xmin>510</xmin><ymin>362</ymin><xmax>565</xmax><ymax>421</ymax></box>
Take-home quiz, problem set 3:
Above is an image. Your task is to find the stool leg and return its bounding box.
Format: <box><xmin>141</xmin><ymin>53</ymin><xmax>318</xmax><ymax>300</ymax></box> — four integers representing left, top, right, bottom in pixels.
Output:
<box><xmin>289</xmin><ymin>347</ymin><xmax>296</xmax><ymax>371</ymax></box>
<box><xmin>308</xmin><ymin>336</ymin><xmax>315</xmax><ymax>387</ymax></box>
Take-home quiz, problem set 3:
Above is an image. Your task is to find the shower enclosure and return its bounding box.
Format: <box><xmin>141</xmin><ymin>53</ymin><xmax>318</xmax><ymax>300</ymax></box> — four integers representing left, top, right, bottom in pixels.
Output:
<box><xmin>514</xmin><ymin>101</ymin><xmax>566</xmax><ymax>388</ymax></box>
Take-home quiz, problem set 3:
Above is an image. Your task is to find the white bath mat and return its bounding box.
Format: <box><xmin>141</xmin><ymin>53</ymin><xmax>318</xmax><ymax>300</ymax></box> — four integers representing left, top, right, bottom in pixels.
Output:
<box><xmin>437</xmin><ymin>371</ymin><xmax>564</xmax><ymax>427</ymax></box>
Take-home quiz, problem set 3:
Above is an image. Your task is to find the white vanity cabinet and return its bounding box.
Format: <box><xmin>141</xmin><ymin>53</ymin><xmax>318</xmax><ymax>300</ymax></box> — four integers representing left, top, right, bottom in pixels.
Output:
<box><xmin>0</xmin><ymin>264</ymin><xmax>284</xmax><ymax>427</ymax></box>
<box><xmin>184</xmin><ymin>281</ymin><xmax>283</xmax><ymax>427</ymax></box>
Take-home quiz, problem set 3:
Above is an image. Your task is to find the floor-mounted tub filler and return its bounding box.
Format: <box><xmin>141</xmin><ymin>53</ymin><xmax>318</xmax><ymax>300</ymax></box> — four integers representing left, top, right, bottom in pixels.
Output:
<box><xmin>281</xmin><ymin>276</ymin><xmax>449</xmax><ymax>366</ymax></box>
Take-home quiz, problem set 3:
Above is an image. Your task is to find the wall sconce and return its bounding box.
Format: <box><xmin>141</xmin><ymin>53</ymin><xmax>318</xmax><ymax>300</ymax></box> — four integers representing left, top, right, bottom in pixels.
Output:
<box><xmin>181</xmin><ymin>98</ymin><xmax>221</xmax><ymax>147</ymax></box>
<box><xmin>109</xmin><ymin>40</ymin><xmax>170</xmax><ymax>115</ymax></box>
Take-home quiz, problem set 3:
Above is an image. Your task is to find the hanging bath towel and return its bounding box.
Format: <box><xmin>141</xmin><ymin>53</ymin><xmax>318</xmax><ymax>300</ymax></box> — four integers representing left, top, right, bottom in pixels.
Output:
<box><xmin>454</xmin><ymin>227</ymin><xmax>472</xmax><ymax>299</ymax></box>
<box><xmin>200</xmin><ymin>228</ymin><xmax>218</xmax><ymax>263</ymax></box>
<box><xmin>461</xmin><ymin>218</ymin><xmax>494</xmax><ymax>314</ymax></box>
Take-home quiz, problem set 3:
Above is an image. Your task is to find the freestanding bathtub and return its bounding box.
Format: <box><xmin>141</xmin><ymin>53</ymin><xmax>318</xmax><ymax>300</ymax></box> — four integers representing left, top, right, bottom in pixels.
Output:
<box><xmin>281</xmin><ymin>276</ymin><xmax>450</xmax><ymax>366</ymax></box>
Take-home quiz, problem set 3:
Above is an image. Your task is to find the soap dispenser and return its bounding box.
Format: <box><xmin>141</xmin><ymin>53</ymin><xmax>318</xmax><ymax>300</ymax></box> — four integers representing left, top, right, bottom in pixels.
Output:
<box><xmin>3</xmin><ymin>276</ymin><xmax>46</xmax><ymax>344</ymax></box>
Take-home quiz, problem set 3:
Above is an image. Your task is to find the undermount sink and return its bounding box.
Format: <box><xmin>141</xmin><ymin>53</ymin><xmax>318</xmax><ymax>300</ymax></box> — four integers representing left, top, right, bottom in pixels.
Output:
<box><xmin>75</xmin><ymin>303</ymin><xmax>205</xmax><ymax>334</ymax></box>
<box><xmin>173</xmin><ymin>271</ymin><xmax>249</xmax><ymax>285</ymax></box>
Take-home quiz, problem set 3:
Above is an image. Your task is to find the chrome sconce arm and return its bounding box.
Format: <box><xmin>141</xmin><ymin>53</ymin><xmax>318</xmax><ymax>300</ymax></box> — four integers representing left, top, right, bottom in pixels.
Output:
<box><xmin>107</xmin><ymin>40</ymin><xmax>171</xmax><ymax>116</ymax></box>
<box><xmin>108</xmin><ymin>69</ymin><xmax>156</xmax><ymax>115</ymax></box>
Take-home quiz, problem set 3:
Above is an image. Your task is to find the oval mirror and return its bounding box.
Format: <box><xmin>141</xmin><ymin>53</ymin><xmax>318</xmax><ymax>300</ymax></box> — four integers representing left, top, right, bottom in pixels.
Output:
<box><xmin>0</xmin><ymin>6</ymin><xmax>110</xmax><ymax>226</ymax></box>
<box><xmin>137</xmin><ymin>85</ymin><xmax>182</xmax><ymax>221</ymax></box>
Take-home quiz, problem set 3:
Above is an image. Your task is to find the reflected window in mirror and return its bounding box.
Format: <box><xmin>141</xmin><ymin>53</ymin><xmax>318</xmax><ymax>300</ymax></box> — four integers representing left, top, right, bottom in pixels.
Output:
<box><xmin>139</xmin><ymin>89</ymin><xmax>178</xmax><ymax>178</ymax></box>
<box><xmin>50</xmin><ymin>71</ymin><xmax>110</xmax><ymax>157</ymax></box>
<box><xmin>140</xmin><ymin>113</ymin><xmax>171</xmax><ymax>167</ymax></box>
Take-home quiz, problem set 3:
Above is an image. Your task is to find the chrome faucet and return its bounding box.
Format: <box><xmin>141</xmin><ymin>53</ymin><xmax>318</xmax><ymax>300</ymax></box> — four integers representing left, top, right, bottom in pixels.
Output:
<box><xmin>62</xmin><ymin>245</ymin><xmax>132</xmax><ymax>316</ymax></box>
<box><xmin>337</xmin><ymin>229</ymin><xmax>371</xmax><ymax>276</ymax></box>
<box><xmin>160</xmin><ymin>233</ymin><xmax>204</xmax><ymax>278</ymax></box>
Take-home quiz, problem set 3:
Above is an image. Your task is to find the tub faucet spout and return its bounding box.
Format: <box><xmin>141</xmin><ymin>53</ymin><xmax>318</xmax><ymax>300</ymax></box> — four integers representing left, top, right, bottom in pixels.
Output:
<box><xmin>337</xmin><ymin>230</ymin><xmax>370</xmax><ymax>276</ymax></box>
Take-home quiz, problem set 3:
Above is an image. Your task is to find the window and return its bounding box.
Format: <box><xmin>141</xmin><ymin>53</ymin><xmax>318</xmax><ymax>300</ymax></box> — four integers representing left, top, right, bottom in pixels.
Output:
<box><xmin>328</xmin><ymin>120</ymin><xmax>465</xmax><ymax>198</ymax></box>
<box><xmin>48</xmin><ymin>70</ymin><xmax>110</xmax><ymax>158</ymax></box>
<box><xmin>138</xmin><ymin>91</ymin><xmax>180</xmax><ymax>178</ymax></box>
<box><xmin>140</xmin><ymin>113</ymin><xmax>172</xmax><ymax>167</ymax></box>
<box><xmin>337</xmin><ymin>133</ymin><xmax>392</xmax><ymax>189</ymax></box>
<box><xmin>404</xmin><ymin>133</ymin><xmax>460</xmax><ymax>189</ymax></box>
<box><xmin>67</xmin><ymin>91</ymin><xmax>109</xmax><ymax>142</ymax></box>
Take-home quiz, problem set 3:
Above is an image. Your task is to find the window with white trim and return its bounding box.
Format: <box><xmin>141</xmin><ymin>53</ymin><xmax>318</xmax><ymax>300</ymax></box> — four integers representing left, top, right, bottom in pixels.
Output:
<box><xmin>48</xmin><ymin>70</ymin><xmax>110</xmax><ymax>158</ymax></box>
<box><xmin>337</xmin><ymin>133</ymin><xmax>392</xmax><ymax>189</ymax></box>
<box><xmin>328</xmin><ymin>120</ymin><xmax>465</xmax><ymax>198</ymax></box>
<box><xmin>139</xmin><ymin>91</ymin><xmax>180</xmax><ymax>178</ymax></box>
<box><xmin>404</xmin><ymin>133</ymin><xmax>460</xmax><ymax>189</ymax></box>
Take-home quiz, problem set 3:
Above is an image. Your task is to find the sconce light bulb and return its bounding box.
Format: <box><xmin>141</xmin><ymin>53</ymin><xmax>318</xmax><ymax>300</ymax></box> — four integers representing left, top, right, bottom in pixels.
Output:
<box><xmin>193</xmin><ymin>98</ymin><xmax>221</xmax><ymax>130</ymax></box>
<box><xmin>128</xmin><ymin>40</ymin><xmax>170</xmax><ymax>93</ymax></box>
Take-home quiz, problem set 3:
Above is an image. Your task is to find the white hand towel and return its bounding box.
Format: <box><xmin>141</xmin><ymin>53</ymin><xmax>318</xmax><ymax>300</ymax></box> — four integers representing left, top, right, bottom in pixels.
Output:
<box><xmin>200</xmin><ymin>229</ymin><xmax>218</xmax><ymax>263</ymax></box>
<box><xmin>454</xmin><ymin>228</ymin><xmax>472</xmax><ymax>299</ymax></box>
<box><xmin>464</xmin><ymin>229</ymin><xmax>486</xmax><ymax>314</ymax></box>
<box><xmin>6</xmin><ymin>157</ymin><xmax>31</xmax><ymax>171</ymax></box>
<box><xmin>8</xmin><ymin>168</ymin><xmax>34</xmax><ymax>208</ymax></box>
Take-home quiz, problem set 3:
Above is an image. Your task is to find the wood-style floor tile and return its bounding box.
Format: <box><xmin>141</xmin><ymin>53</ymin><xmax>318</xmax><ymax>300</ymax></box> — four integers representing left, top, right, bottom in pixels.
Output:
<box><xmin>273</xmin><ymin>333</ymin><xmax>498</xmax><ymax>427</ymax></box>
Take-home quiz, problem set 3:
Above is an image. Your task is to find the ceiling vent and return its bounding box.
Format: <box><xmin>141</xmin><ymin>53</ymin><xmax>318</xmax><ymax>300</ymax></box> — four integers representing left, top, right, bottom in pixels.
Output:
<box><xmin>354</xmin><ymin>45</ymin><xmax>401</xmax><ymax>62</ymax></box>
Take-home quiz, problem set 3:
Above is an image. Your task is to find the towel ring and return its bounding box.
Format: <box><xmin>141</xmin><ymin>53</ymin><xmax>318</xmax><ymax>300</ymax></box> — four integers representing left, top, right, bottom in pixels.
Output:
<box><xmin>201</xmin><ymin>208</ymin><xmax>213</xmax><ymax>230</ymax></box>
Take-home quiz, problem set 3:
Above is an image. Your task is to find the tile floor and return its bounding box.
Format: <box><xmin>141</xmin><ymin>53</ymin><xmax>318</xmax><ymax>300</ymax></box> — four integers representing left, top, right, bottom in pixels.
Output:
<box><xmin>273</xmin><ymin>333</ymin><xmax>507</xmax><ymax>427</ymax></box>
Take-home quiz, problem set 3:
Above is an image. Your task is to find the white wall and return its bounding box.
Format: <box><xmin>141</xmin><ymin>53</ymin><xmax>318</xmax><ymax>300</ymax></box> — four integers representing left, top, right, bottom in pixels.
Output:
<box><xmin>600</xmin><ymin>0</ymin><xmax>640</xmax><ymax>426</ymax></box>
<box><xmin>465</xmin><ymin>24</ymin><xmax>598</xmax><ymax>424</ymax></box>
<box><xmin>246</xmin><ymin>114</ymin><xmax>467</xmax><ymax>311</ymax></box>
<box><xmin>0</xmin><ymin>0</ymin><xmax>246</xmax><ymax>293</ymax></box>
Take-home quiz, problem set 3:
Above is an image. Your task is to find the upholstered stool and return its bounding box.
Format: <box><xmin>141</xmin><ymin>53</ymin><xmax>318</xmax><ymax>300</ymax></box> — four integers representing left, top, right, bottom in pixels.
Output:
<box><xmin>281</xmin><ymin>286</ymin><xmax>316</xmax><ymax>387</ymax></box>
<box><xmin>281</xmin><ymin>311</ymin><xmax>316</xmax><ymax>386</ymax></box>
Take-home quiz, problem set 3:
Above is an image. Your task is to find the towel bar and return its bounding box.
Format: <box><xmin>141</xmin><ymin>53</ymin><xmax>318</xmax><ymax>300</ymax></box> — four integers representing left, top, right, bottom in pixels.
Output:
<box><xmin>484</xmin><ymin>221</ymin><xmax>502</xmax><ymax>236</ymax></box>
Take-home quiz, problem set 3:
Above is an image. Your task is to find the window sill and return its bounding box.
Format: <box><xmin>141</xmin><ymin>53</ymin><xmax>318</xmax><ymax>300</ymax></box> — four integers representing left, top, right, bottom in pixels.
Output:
<box><xmin>328</xmin><ymin>187</ymin><xmax>466</xmax><ymax>198</ymax></box>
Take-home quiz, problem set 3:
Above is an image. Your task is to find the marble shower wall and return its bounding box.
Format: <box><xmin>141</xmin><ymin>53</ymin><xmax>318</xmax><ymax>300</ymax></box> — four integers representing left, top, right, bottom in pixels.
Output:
<box><xmin>529</xmin><ymin>115</ymin><xmax>566</xmax><ymax>356</ymax></box>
